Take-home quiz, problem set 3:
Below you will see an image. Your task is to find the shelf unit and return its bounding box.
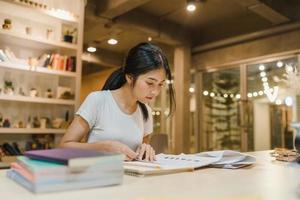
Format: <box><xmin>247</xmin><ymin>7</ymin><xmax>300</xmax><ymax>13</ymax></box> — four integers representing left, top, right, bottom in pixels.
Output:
<box><xmin>0</xmin><ymin>61</ymin><xmax>77</xmax><ymax>77</ymax></box>
<box><xmin>0</xmin><ymin>94</ymin><xmax>75</xmax><ymax>105</ymax></box>
<box><xmin>0</xmin><ymin>128</ymin><xmax>66</xmax><ymax>134</ymax></box>
<box><xmin>0</xmin><ymin>0</ymin><xmax>84</xmax><ymax>150</ymax></box>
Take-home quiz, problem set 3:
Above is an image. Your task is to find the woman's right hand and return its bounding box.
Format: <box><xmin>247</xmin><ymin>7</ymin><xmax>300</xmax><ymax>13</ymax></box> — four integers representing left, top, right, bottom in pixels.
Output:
<box><xmin>105</xmin><ymin>141</ymin><xmax>138</xmax><ymax>161</ymax></box>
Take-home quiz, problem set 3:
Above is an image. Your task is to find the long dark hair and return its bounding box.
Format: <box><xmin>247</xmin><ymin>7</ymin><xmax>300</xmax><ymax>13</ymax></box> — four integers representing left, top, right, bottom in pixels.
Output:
<box><xmin>102</xmin><ymin>42</ymin><xmax>175</xmax><ymax>121</ymax></box>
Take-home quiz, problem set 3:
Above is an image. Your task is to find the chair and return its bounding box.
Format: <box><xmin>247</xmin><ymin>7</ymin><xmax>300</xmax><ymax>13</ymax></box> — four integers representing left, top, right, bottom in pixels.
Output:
<box><xmin>150</xmin><ymin>133</ymin><xmax>169</xmax><ymax>154</ymax></box>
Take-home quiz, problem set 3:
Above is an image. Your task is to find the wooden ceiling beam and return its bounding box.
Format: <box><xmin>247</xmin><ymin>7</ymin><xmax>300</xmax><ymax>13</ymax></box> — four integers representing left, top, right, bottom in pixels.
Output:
<box><xmin>95</xmin><ymin>0</ymin><xmax>152</xmax><ymax>19</ymax></box>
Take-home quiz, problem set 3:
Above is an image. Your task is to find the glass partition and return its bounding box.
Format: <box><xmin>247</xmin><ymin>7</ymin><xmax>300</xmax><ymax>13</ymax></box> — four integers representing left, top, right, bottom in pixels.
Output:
<box><xmin>200</xmin><ymin>67</ymin><xmax>242</xmax><ymax>151</ymax></box>
<box><xmin>247</xmin><ymin>56</ymin><xmax>298</xmax><ymax>150</ymax></box>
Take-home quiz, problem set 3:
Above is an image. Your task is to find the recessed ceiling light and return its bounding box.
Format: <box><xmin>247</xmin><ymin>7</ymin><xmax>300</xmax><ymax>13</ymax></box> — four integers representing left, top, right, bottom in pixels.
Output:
<box><xmin>148</xmin><ymin>37</ymin><xmax>152</xmax><ymax>42</ymax></box>
<box><xmin>107</xmin><ymin>38</ymin><xmax>118</xmax><ymax>45</ymax></box>
<box><xmin>186</xmin><ymin>3</ymin><xmax>196</xmax><ymax>12</ymax></box>
<box><xmin>87</xmin><ymin>46</ymin><xmax>96</xmax><ymax>52</ymax></box>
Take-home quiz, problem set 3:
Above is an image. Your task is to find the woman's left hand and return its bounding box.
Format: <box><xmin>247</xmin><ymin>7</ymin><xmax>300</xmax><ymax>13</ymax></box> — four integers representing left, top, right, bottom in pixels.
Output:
<box><xmin>136</xmin><ymin>143</ymin><xmax>156</xmax><ymax>162</ymax></box>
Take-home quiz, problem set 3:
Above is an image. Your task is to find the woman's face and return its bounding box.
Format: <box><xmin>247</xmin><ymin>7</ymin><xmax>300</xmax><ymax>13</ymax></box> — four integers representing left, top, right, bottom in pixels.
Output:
<box><xmin>130</xmin><ymin>68</ymin><xmax>166</xmax><ymax>104</ymax></box>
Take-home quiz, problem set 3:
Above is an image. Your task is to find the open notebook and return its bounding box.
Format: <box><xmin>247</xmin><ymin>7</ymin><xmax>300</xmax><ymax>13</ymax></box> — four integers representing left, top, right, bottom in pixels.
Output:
<box><xmin>124</xmin><ymin>150</ymin><xmax>256</xmax><ymax>176</ymax></box>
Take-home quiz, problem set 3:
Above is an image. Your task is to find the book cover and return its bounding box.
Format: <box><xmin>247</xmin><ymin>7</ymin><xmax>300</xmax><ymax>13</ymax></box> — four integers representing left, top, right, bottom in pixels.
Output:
<box><xmin>24</xmin><ymin>148</ymin><xmax>123</xmax><ymax>169</ymax></box>
<box><xmin>7</xmin><ymin>169</ymin><xmax>123</xmax><ymax>193</ymax></box>
<box><xmin>11</xmin><ymin>160</ymin><xmax>123</xmax><ymax>184</ymax></box>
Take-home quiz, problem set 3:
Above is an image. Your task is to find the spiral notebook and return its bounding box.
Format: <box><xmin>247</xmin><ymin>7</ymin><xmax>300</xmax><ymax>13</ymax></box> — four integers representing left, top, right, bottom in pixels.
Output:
<box><xmin>124</xmin><ymin>150</ymin><xmax>256</xmax><ymax>176</ymax></box>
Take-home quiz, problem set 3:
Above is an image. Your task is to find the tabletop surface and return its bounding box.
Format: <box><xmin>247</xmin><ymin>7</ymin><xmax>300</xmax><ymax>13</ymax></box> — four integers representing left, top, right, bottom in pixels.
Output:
<box><xmin>1</xmin><ymin>151</ymin><xmax>300</xmax><ymax>200</ymax></box>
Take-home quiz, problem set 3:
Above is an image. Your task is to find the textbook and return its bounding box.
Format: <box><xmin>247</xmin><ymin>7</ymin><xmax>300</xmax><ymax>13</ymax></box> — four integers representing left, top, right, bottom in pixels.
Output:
<box><xmin>124</xmin><ymin>150</ymin><xmax>256</xmax><ymax>176</ymax></box>
<box><xmin>7</xmin><ymin>169</ymin><xmax>123</xmax><ymax>193</ymax></box>
<box><xmin>24</xmin><ymin>148</ymin><xmax>123</xmax><ymax>170</ymax></box>
<box><xmin>7</xmin><ymin>148</ymin><xmax>124</xmax><ymax>193</ymax></box>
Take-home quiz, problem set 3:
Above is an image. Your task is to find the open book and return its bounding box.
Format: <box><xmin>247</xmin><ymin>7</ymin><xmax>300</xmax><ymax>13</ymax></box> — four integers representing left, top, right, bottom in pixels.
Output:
<box><xmin>124</xmin><ymin>150</ymin><xmax>256</xmax><ymax>176</ymax></box>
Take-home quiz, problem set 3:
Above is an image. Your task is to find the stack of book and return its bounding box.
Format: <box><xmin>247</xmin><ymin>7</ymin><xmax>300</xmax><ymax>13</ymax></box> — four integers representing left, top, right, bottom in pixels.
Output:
<box><xmin>6</xmin><ymin>148</ymin><xmax>124</xmax><ymax>193</ymax></box>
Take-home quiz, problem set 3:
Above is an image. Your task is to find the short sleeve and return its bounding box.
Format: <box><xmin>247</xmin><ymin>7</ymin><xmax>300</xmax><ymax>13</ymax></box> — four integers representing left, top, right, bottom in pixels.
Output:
<box><xmin>76</xmin><ymin>92</ymin><xmax>99</xmax><ymax>129</ymax></box>
<box><xmin>144</xmin><ymin>105</ymin><xmax>153</xmax><ymax>136</ymax></box>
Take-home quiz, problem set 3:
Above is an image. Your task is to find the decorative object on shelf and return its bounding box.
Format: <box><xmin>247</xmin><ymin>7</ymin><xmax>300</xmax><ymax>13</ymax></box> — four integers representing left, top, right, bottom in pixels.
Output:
<box><xmin>26</xmin><ymin>116</ymin><xmax>32</xmax><ymax>128</ymax></box>
<box><xmin>44</xmin><ymin>88</ymin><xmax>53</xmax><ymax>98</ymax></box>
<box><xmin>59</xmin><ymin>91</ymin><xmax>75</xmax><ymax>99</ymax></box>
<box><xmin>18</xmin><ymin>121</ymin><xmax>25</xmax><ymax>128</ymax></box>
<box><xmin>32</xmin><ymin>116</ymin><xmax>41</xmax><ymax>128</ymax></box>
<box><xmin>0</xmin><ymin>113</ymin><xmax>3</xmax><ymax>127</ymax></box>
<box><xmin>2</xmin><ymin>18</ymin><xmax>12</xmax><ymax>30</ymax></box>
<box><xmin>51</xmin><ymin>118</ymin><xmax>64</xmax><ymax>129</ymax></box>
<box><xmin>63</xmin><ymin>28</ymin><xmax>77</xmax><ymax>43</ymax></box>
<box><xmin>0</xmin><ymin>49</ymin><xmax>8</xmax><ymax>61</ymax></box>
<box><xmin>4</xmin><ymin>80</ymin><xmax>14</xmax><ymax>95</ymax></box>
<box><xmin>14</xmin><ymin>0</ymin><xmax>47</xmax><ymax>9</ymax></box>
<box><xmin>25</xmin><ymin>26</ymin><xmax>32</xmax><ymax>35</ymax></box>
<box><xmin>57</xmin><ymin>86</ymin><xmax>73</xmax><ymax>99</ymax></box>
<box><xmin>28</xmin><ymin>57</ymin><xmax>38</xmax><ymax>70</ymax></box>
<box><xmin>29</xmin><ymin>88</ymin><xmax>38</xmax><ymax>97</ymax></box>
<box><xmin>46</xmin><ymin>28</ymin><xmax>53</xmax><ymax>39</ymax></box>
<box><xmin>40</xmin><ymin>118</ymin><xmax>47</xmax><ymax>129</ymax></box>
<box><xmin>18</xmin><ymin>87</ymin><xmax>26</xmax><ymax>96</ymax></box>
<box><xmin>3</xmin><ymin>119</ymin><xmax>11</xmax><ymax>128</ymax></box>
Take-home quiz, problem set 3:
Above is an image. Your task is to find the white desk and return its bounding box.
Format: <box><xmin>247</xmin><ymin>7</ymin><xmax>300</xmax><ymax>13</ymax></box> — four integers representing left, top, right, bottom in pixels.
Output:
<box><xmin>0</xmin><ymin>151</ymin><xmax>300</xmax><ymax>200</ymax></box>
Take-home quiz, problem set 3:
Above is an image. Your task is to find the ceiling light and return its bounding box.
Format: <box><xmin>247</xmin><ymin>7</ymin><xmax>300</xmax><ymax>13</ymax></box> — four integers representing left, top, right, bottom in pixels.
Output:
<box><xmin>148</xmin><ymin>37</ymin><xmax>152</xmax><ymax>42</ymax></box>
<box><xmin>203</xmin><ymin>90</ymin><xmax>209</xmax><ymax>96</ymax></box>
<box><xmin>107</xmin><ymin>38</ymin><xmax>118</xmax><ymax>45</ymax></box>
<box><xmin>186</xmin><ymin>0</ymin><xmax>196</xmax><ymax>12</ymax></box>
<box><xmin>87</xmin><ymin>46</ymin><xmax>96</xmax><ymax>53</ymax></box>
<box><xmin>236</xmin><ymin>94</ymin><xmax>241</xmax><ymax>99</ymax></box>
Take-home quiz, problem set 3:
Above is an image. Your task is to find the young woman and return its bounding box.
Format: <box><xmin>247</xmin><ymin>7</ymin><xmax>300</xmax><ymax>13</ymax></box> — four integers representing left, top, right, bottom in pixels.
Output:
<box><xmin>60</xmin><ymin>43</ymin><xmax>175</xmax><ymax>161</ymax></box>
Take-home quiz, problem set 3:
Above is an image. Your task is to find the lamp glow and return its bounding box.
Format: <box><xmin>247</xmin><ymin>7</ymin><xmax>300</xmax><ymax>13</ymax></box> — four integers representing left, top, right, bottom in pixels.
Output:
<box><xmin>87</xmin><ymin>46</ymin><xmax>96</xmax><ymax>52</ymax></box>
<box><xmin>186</xmin><ymin>3</ymin><xmax>196</xmax><ymax>12</ymax></box>
<box><xmin>107</xmin><ymin>38</ymin><xmax>118</xmax><ymax>45</ymax></box>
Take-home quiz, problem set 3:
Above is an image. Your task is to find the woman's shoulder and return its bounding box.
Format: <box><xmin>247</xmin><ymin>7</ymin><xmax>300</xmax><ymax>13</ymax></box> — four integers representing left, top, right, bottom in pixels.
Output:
<box><xmin>85</xmin><ymin>90</ymin><xmax>111</xmax><ymax>102</ymax></box>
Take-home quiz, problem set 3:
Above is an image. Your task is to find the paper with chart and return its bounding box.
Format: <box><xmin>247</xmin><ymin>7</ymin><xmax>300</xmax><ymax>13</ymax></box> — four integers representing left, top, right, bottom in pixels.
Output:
<box><xmin>124</xmin><ymin>150</ymin><xmax>256</xmax><ymax>175</ymax></box>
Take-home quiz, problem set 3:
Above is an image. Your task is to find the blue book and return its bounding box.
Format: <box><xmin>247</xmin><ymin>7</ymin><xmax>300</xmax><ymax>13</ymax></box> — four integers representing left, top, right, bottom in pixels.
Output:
<box><xmin>24</xmin><ymin>148</ymin><xmax>123</xmax><ymax>169</ymax></box>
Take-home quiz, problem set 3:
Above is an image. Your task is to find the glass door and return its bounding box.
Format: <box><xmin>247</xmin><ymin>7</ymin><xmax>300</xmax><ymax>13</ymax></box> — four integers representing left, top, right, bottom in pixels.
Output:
<box><xmin>246</xmin><ymin>56</ymin><xmax>298</xmax><ymax>150</ymax></box>
<box><xmin>199</xmin><ymin>66</ymin><xmax>242</xmax><ymax>151</ymax></box>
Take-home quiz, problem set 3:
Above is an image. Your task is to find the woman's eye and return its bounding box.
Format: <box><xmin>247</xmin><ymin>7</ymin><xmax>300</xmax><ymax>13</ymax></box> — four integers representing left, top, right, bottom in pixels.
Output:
<box><xmin>146</xmin><ymin>82</ymin><xmax>154</xmax><ymax>86</ymax></box>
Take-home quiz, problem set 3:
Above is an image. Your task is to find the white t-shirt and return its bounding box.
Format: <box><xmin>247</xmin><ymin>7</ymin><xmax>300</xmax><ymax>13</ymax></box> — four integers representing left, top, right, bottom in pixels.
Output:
<box><xmin>76</xmin><ymin>90</ymin><xmax>153</xmax><ymax>151</ymax></box>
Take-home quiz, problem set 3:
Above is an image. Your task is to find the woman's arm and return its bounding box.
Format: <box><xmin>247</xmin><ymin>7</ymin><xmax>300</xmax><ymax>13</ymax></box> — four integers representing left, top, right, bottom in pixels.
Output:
<box><xmin>60</xmin><ymin>116</ymin><xmax>137</xmax><ymax>160</ymax></box>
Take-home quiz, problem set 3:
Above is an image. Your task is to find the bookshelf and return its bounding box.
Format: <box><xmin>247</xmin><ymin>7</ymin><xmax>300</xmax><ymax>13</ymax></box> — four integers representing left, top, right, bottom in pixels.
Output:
<box><xmin>0</xmin><ymin>0</ymin><xmax>84</xmax><ymax>153</ymax></box>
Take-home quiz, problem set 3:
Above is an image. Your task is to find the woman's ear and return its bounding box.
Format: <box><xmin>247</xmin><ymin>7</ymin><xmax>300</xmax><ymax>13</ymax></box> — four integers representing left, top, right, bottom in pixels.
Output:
<box><xmin>125</xmin><ymin>74</ymin><xmax>133</xmax><ymax>85</ymax></box>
